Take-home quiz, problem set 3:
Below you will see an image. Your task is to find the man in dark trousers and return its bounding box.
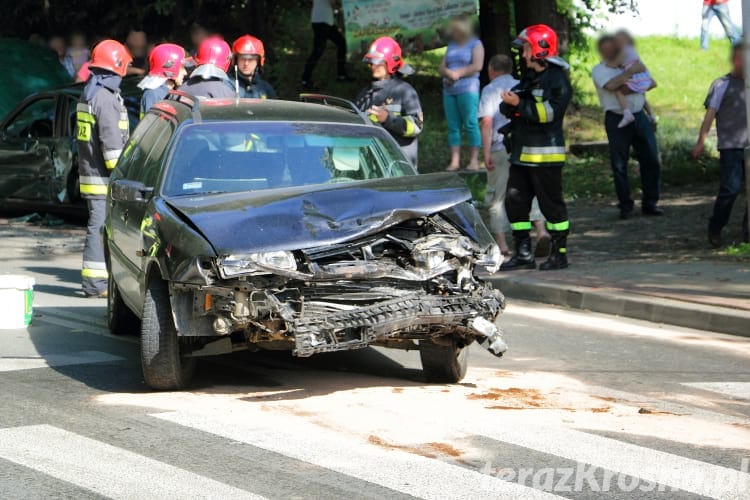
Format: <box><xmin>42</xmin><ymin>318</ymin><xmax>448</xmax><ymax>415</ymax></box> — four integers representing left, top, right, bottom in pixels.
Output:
<box><xmin>76</xmin><ymin>40</ymin><xmax>132</xmax><ymax>297</ymax></box>
<box><xmin>500</xmin><ymin>25</ymin><xmax>572</xmax><ymax>271</ymax></box>
<box><xmin>592</xmin><ymin>35</ymin><xmax>663</xmax><ymax>220</ymax></box>
<box><xmin>693</xmin><ymin>43</ymin><xmax>749</xmax><ymax>247</ymax></box>
<box><xmin>301</xmin><ymin>0</ymin><xmax>350</xmax><ymax>89</ymax></box>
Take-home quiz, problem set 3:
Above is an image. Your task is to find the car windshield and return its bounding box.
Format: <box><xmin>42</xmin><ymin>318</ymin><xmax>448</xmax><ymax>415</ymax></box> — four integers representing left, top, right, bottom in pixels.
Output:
<box><xmin>162</xmin><ymin>121</ymin><xmax>415</xmax><ymax>196</ymax></box>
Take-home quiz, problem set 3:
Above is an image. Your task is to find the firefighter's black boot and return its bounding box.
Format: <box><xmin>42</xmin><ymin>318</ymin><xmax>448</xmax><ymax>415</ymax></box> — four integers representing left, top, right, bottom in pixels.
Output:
<box><xmin>500</xmin><ymin>234</ymin><xmax>536</xmax><ymax>271</ymax></box>
<box><xmin>540</xmin><ymin>232</ymin><xmax>569</xmax><ymax>271</ymax></box>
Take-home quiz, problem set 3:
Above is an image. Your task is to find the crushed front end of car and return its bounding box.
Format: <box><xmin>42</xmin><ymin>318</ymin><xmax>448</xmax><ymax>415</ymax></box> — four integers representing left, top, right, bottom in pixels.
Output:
<box><xmin>175</xmin><ymin>213</ymin><xmax>506</xmax><ymax>360</ymax></box>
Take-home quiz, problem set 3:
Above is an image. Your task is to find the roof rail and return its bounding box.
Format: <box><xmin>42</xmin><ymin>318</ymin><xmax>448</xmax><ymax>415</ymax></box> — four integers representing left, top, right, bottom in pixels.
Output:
<box><xmin>165</xmin><ymin>90</ymin><xmax>202</xmax><ymax>123</ymax></box>
<box><xmin>299</xmin><ymin>93</ymin><xmax>371</xmax><ymax>125</ymax></box>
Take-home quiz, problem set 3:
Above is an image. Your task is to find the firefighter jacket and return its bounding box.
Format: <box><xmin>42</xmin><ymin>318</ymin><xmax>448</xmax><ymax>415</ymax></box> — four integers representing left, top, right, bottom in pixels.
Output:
<box><xmin>181</xmin><ymin>65</ymin><xmax>235</xmax><ymax>99</ymax></box>
<box><xmin>231</xmin><ymin>71</ymin><xmax>276</xmax><ymax>99</ymax></box>
<box><xmin>500</xmin><ymin>63</ymin><xmax>572</xmax><ymax>168</ymax></box>
<box><xmin>76</xmin><ymin>72</ymin><xmax>129</xmax><ymax>199</ymax></box>
<box><xmin>355</xmin><ymin>76</ymin><xmax>423</xmax><ymax>150</ymax></box>
<box><xmin>140</xmin><ymin>84</ymin><xmax>169</xmax><ymax>118</ymax></box>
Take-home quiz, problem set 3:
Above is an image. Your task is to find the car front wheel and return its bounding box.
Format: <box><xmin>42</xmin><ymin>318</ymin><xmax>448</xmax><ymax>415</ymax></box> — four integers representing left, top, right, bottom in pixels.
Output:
<box><xmin>419</xmin><ymin>337</ymin><xmax>469</xmax><ymax>383</ymax></box>
<box><xmin>140</xmin><ymin>278</ymin><xmax>196</xmax><ymax>390</ymax></box>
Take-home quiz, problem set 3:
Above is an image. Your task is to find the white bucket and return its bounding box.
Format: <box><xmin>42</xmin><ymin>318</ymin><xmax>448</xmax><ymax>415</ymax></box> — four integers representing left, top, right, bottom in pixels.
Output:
<box><xmin>0</xmin><ymin>275</ymin><xmax>35</xmax><ymax>329</ymax></box>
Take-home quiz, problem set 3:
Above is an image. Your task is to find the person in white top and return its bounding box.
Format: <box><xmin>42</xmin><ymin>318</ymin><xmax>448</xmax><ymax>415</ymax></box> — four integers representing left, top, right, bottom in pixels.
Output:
<box><xmin>479</xmin><ymin>54</ymin><xmax>550</xmax><ymax>261</ymax></box>
<box><xmin>301</xmin><ymin>0</ymin><xmax>351</xmax><ymax>88</ymax></box>
<box><xmin>591</xmin><ymin>34</ymin><xmax>663</xmax><ymax>220</ymax></box>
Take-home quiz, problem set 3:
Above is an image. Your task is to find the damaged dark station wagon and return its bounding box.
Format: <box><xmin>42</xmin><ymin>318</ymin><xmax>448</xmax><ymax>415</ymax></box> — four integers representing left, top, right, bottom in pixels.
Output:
<box><xmin>105</xmin><ymin>92</ymin><xmax>507</xmax><ymax>390</ymax></box>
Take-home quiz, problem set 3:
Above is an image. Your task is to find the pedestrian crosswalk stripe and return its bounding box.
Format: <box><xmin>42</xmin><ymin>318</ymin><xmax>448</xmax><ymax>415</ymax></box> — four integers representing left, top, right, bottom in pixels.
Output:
<box><xmin>0</xmin><ymin>424</ymin><xmax>264</xmax><ymax>500</ymax></box>
<box><xmin>0</xmin><ymin>351</ymin><xmax>124</xmax><ymax>372</ymax></box>
<box><xmin>154</xmin><ymin>411</ymin><xmax>562</xmax><ymax>500</ymax></box>
<box><xmin>682</xmin><ymin>382</ymin><xmax>750</xmax><ymax>401</ymax></box>
<box><xmin>474</xmin><ymin>420</ymin><xmax>750</xmax><ymax>498</ymax></box>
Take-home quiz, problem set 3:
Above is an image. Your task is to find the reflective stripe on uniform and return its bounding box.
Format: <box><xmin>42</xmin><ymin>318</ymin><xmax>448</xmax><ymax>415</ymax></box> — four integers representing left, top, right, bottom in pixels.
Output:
<box><xmin>81</xmin><ymin>268</ymin><xmax>109</xmax><ymax>278</ymax></box>
<box><xmin>535</xmin><ymin>100</ymin><xmax>554</xmax><ymax>124</ymax></box>
<box><xmin>79</xmin><ymin>184</ymin><xmax>109</xmax><ymax>196</ymax></box>
<box><xmin>403</xmin><ymin>117</ymin><xmax>417</xmax><ymax>137</ymax></box>
<box><xmin>118</xmin><ymin>111</ymin><xmax>129</xmax><ymax>132</ymax></box>
<box><xmin>79</xmin><ymin>176</ymin><xmax>109</xmax><ymax>196</ymax></box>
<box><xmin>546</xmin><ymin>220</ymin><xmax>570</xmax><ymax>231</ymax></box>
<box><xmin>79</xmin><ymin>176</ymin><xmax>108</xmax><ymax>186</ymax></box>
<box><xmin>82</xmin><ymin>260</ymin><xmax>108</xmax><ymax>279</ymax></box>
<box><xmin>103</xmin><ymin>149</ymin><xmax>122</xmax><ymax>170</ymax></box>
<box><xmin>510</xmin><ymin>221</ymin><xmax>532</xmax><ymax>231</ymax></box>
<box><xmin>519</xmin><ymin>146</ymin><xmax>566</xmax><ymax>164</ymax></box>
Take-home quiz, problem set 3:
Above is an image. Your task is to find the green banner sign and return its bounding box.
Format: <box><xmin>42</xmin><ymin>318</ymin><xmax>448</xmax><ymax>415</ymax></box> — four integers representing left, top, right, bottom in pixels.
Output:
<box><xmin>341</xmin><ymin>0</ymin><xmax>478</xmax><ymax>60</ymax></box>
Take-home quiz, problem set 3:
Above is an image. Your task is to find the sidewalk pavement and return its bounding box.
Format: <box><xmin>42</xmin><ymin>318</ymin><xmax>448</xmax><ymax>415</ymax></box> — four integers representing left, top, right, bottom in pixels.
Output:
<box><xmin>484</xmin><ymin>260</ymin><xmax>750</xmax><ymax>337</ymax></box>
<box><xmin>481</xmin><ymin>187</ymin><xmax>750</xmax><ymax>337</ymax></box>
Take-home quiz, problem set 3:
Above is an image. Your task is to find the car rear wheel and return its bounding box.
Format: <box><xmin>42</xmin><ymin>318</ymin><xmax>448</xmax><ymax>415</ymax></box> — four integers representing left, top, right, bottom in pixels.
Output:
<box><xmin>419</xmin><ymin>337</ymin><xmax>469</xmax><ymax>383</ymax></box>
<box><xmin>107</xmin><ymin>274</ymin><xmax>140</xmax><ymax>336</ymax></box>
<box><xmin>140</xmin><ymin>278</ymin><xmax>196</xmax><ymax>390</ymax></box>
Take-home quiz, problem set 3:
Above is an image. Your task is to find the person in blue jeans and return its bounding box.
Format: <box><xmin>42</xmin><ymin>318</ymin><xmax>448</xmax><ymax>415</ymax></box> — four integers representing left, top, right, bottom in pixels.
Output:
<box><xmin>701</xmin><ymin>0</ymin><xmax>741</xmax><ymax>51</ymax></box>
<box><xmin>592</xmin><ymin>35</ymin><xmax>663</xmax><ymax>219</ymax></box>
<box><xmin>693</xmin><ymin>43</ymin><xmax>749</xmax><ymax>247</ymax></box>
<box><xmin>439</xmin><ymin>15</ymin><xmax>484</xmax><ymax>171</ymax></box>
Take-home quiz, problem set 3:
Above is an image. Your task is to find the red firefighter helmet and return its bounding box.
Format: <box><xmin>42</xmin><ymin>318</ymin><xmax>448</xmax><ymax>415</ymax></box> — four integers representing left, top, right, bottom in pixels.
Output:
<box><xmin>514</xmin><ymin>24</ymin><xmax>559</xmax><ymax>60</ymax></box>
<box><xmin>232</xmin><ymin>35</ymin><xmax>265</xmax><ymax>66</ymax></box>
<box><xmin>362</xmin><ymin>37</ymin><xmax>403</xmax><ymax>74</ymax></box>
<box><xmin>90</xmin><ymin>40</ymin><xmax>132</xmax><ymax>77</ymax></box>
<box><xmin>148</xmin><ymin>43</ymin><xmax>186</xmax><ymax>79</ymax></box>
<box><xmin>195</xmin><ymin>36</ymin><xmax>232</xmax><ymax>72</ymax></box>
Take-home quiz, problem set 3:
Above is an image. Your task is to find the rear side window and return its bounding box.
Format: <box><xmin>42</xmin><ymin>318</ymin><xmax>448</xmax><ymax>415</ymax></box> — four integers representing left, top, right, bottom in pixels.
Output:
<box><xmin>114</xmin><ymin>115</ymin><xmax>173</xmax><ymax>187</ymax></box>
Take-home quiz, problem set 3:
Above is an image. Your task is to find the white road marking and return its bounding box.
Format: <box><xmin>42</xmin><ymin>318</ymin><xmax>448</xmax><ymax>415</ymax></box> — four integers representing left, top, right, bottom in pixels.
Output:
<box><xmin>0</xmin><ymin>351</ymin><xmax>124</xmax><ymax>372</ymax></box>
<box><xmin>154</xmin><ymin>411</ymin><xmax>561</xmax><ymax>500</ymax></box>
<box><xmin>0</xmin><ymin>424</ymin><xmax>264</xmax><ymax>500</ymax></box>
<box><xmin>683</xmin><ymin>382</ymin><xmax>750</xmax><ymax>401</ymax></box>
<box><xmin>475</xmin><ymin>420</ymin><xmax>750</xmax><ymax>498</ymax></box>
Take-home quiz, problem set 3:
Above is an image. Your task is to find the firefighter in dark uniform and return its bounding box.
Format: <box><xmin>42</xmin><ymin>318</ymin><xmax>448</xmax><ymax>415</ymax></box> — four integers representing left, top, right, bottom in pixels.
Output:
<box><xmin>138</xmin><ymin>43</ymin><xmax>187</xmax><ymax>117</ymax></box>
<box><xmin>181</xmin><ymin>36</ymin><xmax>235</xmax><ymax>99</ymax></box>
<box><xmin>500</xmin><ymin>25</ymin><xmax>572</xmax><ymax>271</ymax></box>
<box><xmin>355</xmin><ymin>37</ymin><xmax>423</xmax><ymax>168</ymax></box>
<box><xmin>230</xmin><ymin>35</ymin><xmax>276</xmax><ymax>99</ymax></box>
<box><xmin>76</xmin><ymin>40</ymin><xmax>132</xmax><ymax>297</ymax></box>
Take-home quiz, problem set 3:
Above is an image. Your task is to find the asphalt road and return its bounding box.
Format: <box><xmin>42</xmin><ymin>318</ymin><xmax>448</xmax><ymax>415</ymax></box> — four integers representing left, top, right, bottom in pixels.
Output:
<box><xmin>0</xmin><ymin>223</ymin><xmax>749</xmax><ymax>499</ymax></box>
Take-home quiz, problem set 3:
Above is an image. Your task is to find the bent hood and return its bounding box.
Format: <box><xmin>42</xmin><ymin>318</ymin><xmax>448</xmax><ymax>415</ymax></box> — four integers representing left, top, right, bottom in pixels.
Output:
<box><xmin>165</xmin><ymin>173</ymin><xmax>472</xmax><ymax>255</ymax></box>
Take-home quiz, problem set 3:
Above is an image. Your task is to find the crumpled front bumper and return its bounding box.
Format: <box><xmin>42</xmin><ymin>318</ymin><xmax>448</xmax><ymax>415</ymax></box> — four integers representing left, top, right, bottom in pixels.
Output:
<box><xmin>291</xmin><ymin>284</ymin><xmax>506</xmax><ymax>357</ymax></box>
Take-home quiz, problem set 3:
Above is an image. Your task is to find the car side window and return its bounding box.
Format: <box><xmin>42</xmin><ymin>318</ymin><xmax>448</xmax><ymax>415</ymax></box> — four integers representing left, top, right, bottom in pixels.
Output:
<box><xmin>115</xmin><ymin>114</ymin><xmax>159</xmax><ymax>180</ymax></box>
<box><xmin>128</xmin><ymin>120</ymin><xmax>174</xmax><ymax>188</ymax></box>
<box><xmin>4</xmin><ymin>97</ymin><xmax>56</xmax><ymax>139</ymax></box>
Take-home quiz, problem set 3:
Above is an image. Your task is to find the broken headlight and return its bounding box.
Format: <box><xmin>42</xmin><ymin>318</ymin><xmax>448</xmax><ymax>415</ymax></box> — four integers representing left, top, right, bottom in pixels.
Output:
<box><xmin>219</xmin><ymin>250</ymin><xmax>297</xmax><ymax>277</ymax></box>
<box><xmin>476</xmin><ymin>244</ymin><xmax>502</xmax><ymax>274</ymax></box>
<box><xmin>413</xmin><ymin>249</ymin><xmax>445</xmax><ymax>270</ymax></box>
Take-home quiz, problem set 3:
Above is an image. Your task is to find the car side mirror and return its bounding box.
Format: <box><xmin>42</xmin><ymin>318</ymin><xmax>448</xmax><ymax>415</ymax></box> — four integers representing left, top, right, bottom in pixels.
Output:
<box><xmin>110</xmin><ymin>179</ymin><xmax>153</xmax><ymax>203</ymax></box>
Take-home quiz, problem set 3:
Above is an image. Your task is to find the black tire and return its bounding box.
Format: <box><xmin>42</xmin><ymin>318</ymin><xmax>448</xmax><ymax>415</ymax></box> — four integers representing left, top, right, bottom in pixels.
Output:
<box><xmin>140</xmin><ymin>278</ymin><xmax>196</xmax><ymax>390</ymax></box>
<box><xmin>107</xmin><ymin>274</ymin><xmax>140</xmax><ymax>336</ymax></box>
<box><xmin>419</xmin><ymin>337</ymin><xmax>469</xmax><ymax>383</ymax></box>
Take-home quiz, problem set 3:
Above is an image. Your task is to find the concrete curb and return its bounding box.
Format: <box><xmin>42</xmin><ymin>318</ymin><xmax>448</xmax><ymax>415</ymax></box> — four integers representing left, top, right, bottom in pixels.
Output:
<box><xmin>485</xmin><ymin>275</ymin><xmax>750</xmax><ymax>337</ymax></box>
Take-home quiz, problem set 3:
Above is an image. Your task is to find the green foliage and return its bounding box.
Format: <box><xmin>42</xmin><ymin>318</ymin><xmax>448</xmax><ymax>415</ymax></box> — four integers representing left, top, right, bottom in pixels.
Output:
<box><xmin>560</xmin><ymin>0</ymin><xmax>639</xmax><ymax>48</ymax></box>
<box><xmin>724</xmin><ymin>243</ymin><xmax>750</xmax><ymax>257</ymax></box>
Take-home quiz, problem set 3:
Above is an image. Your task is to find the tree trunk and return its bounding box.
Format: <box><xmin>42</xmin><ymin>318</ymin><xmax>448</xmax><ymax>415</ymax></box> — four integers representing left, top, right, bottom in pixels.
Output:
<box><xmin>478</xmin><ymin>0</ymin><xmax>512</xmax><ymax>83</ymax></box>
<box><xmin>513</xmin><ymin>0</ymin><xmax>569</xmax><ymax>54</ymax></box>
